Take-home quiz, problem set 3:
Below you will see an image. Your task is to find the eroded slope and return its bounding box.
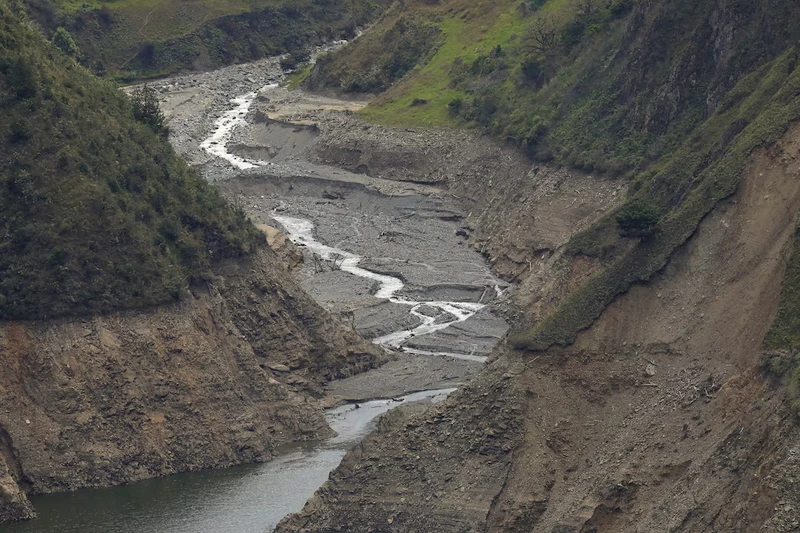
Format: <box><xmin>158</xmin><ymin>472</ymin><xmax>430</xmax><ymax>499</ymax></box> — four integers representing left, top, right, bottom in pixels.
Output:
<box><xmin>275</xmin><ymin>103</ymin><xmax>800</xmax><ymax>533</ymax></box>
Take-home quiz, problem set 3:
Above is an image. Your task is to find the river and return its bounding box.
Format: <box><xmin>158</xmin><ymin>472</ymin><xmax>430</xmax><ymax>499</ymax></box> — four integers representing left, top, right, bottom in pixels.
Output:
<box><xmin>1</xmin><ymin>69</ymin><xmax>506</xmax><ymax>532</ymax></box>
<box><xmin>0</xmin><ymin>390</ymin><xmax>453</xmax><ymax>533</ymax></box>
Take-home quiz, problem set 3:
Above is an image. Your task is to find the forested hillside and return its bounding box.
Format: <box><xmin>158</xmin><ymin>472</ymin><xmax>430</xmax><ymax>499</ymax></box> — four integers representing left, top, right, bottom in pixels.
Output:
<box><xmin>21</xmin><ymin>0</ymin><xmax>393</xmax><ymax>79</ymax></box>
<box><xmin>0</xmin><ymin>2</ymin><xmax>264</xmax><ymax>319</ymax></box>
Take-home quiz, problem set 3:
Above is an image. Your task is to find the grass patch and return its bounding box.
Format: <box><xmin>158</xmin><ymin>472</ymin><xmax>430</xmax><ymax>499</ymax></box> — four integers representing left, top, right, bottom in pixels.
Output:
<box><xmin>286</xmin><ymin>62</ymin><xmax>314</xmax><ymax>90</ymax></box>
<box><xmin>765</xmin><ymin>225</ymin><xmax>800</xmax><ymax>351</ymax></box>
<box><xmin>763</xmin><ymin>223</ymin><xmax>800</xmax><ymax>420</ymax></box>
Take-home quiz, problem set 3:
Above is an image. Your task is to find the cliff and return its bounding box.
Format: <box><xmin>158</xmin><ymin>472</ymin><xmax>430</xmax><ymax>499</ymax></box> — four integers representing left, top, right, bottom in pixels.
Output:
<box><xmin>0</xmin><ymin>248</ymin><xmax>383</xmax><ymax>521</ymax></box>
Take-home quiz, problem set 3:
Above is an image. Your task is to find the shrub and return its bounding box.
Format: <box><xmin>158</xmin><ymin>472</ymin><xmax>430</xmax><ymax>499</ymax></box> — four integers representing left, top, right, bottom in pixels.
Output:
<box><xmin>447</xmin><ymin>97</ymin><xmax>463</xmax><ymax>115</ymax></box>
<box><xmin>615</xmin><ymin>201</ymin><xmax>660</xmax><ymax>237</ymax></box>
<box><xmin>52</xmin><ymin>27</ymin><xmax>80</xmax><ymax>59</ymax></box>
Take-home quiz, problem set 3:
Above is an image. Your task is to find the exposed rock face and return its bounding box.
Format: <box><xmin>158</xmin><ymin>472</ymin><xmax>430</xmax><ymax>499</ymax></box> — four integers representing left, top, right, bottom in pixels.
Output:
<box><xmin>0</xmin><ymin>451</ymin><xmax>34</xmax><ymax>523</ymax></box>
<box><xmin>0</xmin><ymin>248</ymin><xmax>382</xmax><ymax>521</ymax></box>
<box><xmin>274</xmin><ymin>104</ymin><xmax>800</xmax><ymax>533</ymax></box>
<box><xmin>275</xmin><ymin>360</ymin><xmax>526</xmax><ymax>533</ymax></box>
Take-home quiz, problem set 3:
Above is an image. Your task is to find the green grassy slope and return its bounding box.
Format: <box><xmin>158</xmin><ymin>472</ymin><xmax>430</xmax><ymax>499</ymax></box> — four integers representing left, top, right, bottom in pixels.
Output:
<box><xmin>0</xmin><ymin>1</ymin><xmax>264</xmax><ymax>320</ymax></box>
<box><xmin>22</xmin><ymin>0</ymin><xmax>392</xmax><ymax>79</ymax></box>
<box><xmin>514</xmin><ymin>50</ymin><xmax>800</xmax><ymax>349</ymax></box>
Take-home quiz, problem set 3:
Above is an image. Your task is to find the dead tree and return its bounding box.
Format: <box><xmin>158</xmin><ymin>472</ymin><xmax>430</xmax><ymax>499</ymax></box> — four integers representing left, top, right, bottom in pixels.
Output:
<box><xmin>524</xmin><ymin>13</ymin><xmax>559</xmax><ymax>54</ymax></box>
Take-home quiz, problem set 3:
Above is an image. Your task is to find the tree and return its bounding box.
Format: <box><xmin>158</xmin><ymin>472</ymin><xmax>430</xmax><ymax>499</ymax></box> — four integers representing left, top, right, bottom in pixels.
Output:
<box><xmin>130</xmin><ymin>84</ymin><xmax>167</xmax><ymax>136</ymax></box>
<box><xmin>7</xmin><ymin>56</ymin><xmax>37</xmax><ymax>99</ymax></box>
<box><xmin>523</xmin><ymin>13</ymin><xmax>559</xmax><ymax>54</ymax></box>
<box><xmin>52</xmin><ymin>27</ymin><xmax>80</xmax><ymax>60</ymax></box>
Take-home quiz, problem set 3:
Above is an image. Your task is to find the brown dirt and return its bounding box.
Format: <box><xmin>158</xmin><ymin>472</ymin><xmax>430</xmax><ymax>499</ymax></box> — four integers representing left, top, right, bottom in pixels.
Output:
<box><xmin>0</xmin><ymin>247</ymin><xmax>384</xmax><ymax>521</ymax></box>
<box><xmin>274</xmin><ymin>118</ymin><xmax>800</xmax><ymax>532</ymax></box>
<box><xmin>256</xmin><ymin>224</ymin><xmax>304</xmax><ymax>270</ymax></box>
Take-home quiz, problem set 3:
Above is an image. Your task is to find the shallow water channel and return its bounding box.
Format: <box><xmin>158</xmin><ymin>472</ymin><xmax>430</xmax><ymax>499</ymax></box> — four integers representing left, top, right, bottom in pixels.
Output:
<box><xmin>0</xmin><ymin>389</ymin><xmax>453</xmax><ymax>533</ymax></box>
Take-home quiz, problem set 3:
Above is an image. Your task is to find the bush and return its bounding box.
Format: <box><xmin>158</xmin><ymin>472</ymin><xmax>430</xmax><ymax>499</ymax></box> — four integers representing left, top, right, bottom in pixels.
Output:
<box><xmin>447</xmin><ymin>97</ymin><xmax>463</xmax><ymax>116</ymax></box>
<box><xmin>6</xmin><ymin>56</ymin><xmax>38</xmax><ymax>99</ymax></box>
<box><xmin>615</xmin><ymin>201</ymin><xmax>660</xmax><ymax>237</ymax></box>
<box><xmin>521</xmin><ymin>57</ymin><xmax>543</xmax><ymax>83</ymax></box>
<box><xmin>52</xmin><ymin>27</ymin><xmax>80</xmax><ymax>59</ymax></box>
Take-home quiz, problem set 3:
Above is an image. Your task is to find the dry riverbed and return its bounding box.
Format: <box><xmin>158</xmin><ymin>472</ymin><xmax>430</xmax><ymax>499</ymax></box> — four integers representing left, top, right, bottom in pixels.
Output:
<box><xmin>153</xmin><ymin>60</ymin><xmax>510</xmax><ymax>404</ymax></box>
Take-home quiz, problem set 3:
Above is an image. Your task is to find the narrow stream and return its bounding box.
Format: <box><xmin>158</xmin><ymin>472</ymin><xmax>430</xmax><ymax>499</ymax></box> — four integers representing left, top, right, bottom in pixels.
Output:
<box><xmin>198</xmin><ymin>87</ymin><xmax>276</xmax><ymax>170</ymax></box>
<box><xmin>272</xmin><ymin>215</ymin><xmax>489</xmax><ymax>362</ymax></box>
<box><xmin>204</xmin><ymin>85</ymin><xmax>497</xmax><ymax>363</ymax></box>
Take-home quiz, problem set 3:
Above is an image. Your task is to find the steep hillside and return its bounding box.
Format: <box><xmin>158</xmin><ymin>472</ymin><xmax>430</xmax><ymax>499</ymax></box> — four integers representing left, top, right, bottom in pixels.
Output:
<box><xmin>308</xmin><ymin>0</ymin><xmax>800</xmax><ymax>169</ymax></box>
<box><xmin>0</xmin><ymin>248</ymin><xmax>381</xmax><ymax>517</ymax></box>
<box><xmin>21</xmin><ymin>0</ymin><xmax>392</xmax><ymax>79</ymax></box>
<box><xmin>306</xmin><ymin>0</ymin><xmax>800</xmax><ymax>356</ymax></box>
<box><xmin>0</xmin><ymin>1</ymin><xmax>264</xmax><ymax>320</ymax></box>
<box><xmin>308</xmin><ymin>0</ymin><xmax>800</xmax><ymax>350</ymax></box>
<box><xmin>275</xmin><ymin>0</ymin><xmax>800</xmax><ymax>531</ymax></box>
<box><xmin>0</xmin><ymin>3</ymin><xmax>383</xmax><ymax>524</ymax></box>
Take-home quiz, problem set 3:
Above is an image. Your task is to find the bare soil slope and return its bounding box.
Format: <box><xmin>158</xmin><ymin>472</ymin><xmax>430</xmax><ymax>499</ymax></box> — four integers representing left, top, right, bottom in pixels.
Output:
<box><xmin>275</xmin><ymin>112</ymin><xmax>800</xmax><ymax>533</ymax></box>
<box><xmin>0</xmin><ymin>248</ymin><xmax>382</xmax><ymax>521</ymax></box>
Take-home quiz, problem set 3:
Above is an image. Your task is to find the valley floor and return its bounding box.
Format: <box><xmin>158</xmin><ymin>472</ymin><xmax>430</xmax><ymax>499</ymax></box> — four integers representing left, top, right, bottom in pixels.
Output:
<box><xmin>0</xmin><ymin>56</ymin><xmax>514</xmax><ymax>532</ymax></box>
<box><xmin>154</xmin><ymin>61</ymin><xmax>512</xmax><ymax>403</ymax></box>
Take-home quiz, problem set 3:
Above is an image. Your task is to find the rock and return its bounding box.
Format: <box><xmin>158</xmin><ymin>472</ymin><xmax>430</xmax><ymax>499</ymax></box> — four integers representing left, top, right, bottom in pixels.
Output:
<box><xmin>0</xmin><ymin>246</ymin><xmax>382</xmax><ymax>523</ymax></box>
<box><xmin>644</xmin><ymin>363</ymin><xmax>657</xmax><ymax>377</ymax></box>
<box><xmin>267</xmin><ymin>362</ymin><xmax>291</xmax><ymax>373</ymax></box>
<box><xmin>0</xmin><ymin>456</ymin><xmax>35</xmax><ymax>523</ymax></box>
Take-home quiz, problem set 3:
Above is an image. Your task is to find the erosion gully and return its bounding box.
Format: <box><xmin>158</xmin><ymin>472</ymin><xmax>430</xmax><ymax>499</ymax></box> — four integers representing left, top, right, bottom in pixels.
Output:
<box><xmin>1</xmin><ymin>63</ymin><xmax>508</xmax><ymax>533</ymax></box>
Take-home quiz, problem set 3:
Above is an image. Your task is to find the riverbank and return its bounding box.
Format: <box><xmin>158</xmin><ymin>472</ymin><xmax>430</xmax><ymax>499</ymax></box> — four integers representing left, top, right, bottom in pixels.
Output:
<box><xmin>0</xmin><ymin>389</ymin><xmax>453</xmax><ymax>533</ymax></box>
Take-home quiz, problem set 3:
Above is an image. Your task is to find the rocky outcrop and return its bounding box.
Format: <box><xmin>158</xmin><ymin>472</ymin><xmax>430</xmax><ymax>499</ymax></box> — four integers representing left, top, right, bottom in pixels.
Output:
<box><xmin>275</xmin><ymin>360</ymin><xmax>526</xmax><ymax>533</ymax></box>
<box><xmin>0</xmin><ymin>247</ymin><xmax>382</xmax><ymax>522</ymax></box>
<box><xmin>0</xmin><ymin>441</ymin><xmax>34</xmax><ymax>523</ymax></box>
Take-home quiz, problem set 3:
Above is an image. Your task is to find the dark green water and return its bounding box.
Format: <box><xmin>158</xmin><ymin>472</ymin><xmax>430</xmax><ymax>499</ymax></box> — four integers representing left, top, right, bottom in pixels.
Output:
<box><xmin>0</xmin><ymin>389</ymin><xmax>453</xmax><ymax>533</ymax></box>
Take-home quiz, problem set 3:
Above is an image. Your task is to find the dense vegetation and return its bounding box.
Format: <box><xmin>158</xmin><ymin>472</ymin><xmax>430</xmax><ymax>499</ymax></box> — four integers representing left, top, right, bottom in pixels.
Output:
<box><xmin>0</xmin><ymin>2</ymin><xmax>264</xmax><ymax>320</ymax></box>
<box><xmin>305</xmin><ymin>8</ymin><xmax>442</xmax><ymax>93</ymax></box>
<box><xmin>311</xmin><ymin>0</ymin><xmax>800</xmax><ymax>170</ymax></box>
<box><xmin>21</xmin><ymin>0</ymin><xmax>392</xmax><ymax>80</ymax></box>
